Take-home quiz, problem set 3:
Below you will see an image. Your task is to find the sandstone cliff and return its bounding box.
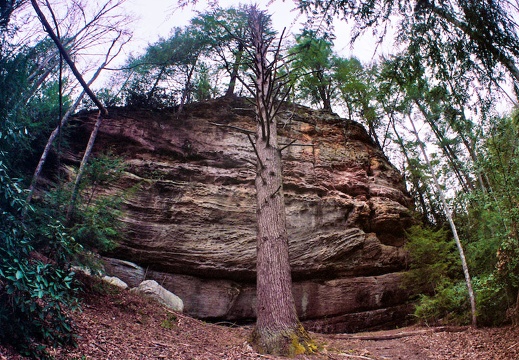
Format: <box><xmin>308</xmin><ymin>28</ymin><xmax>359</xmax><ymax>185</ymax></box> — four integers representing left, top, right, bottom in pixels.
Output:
<box><xmin>71</xmin><ymin>97</ymin><xmax>415</xmax><ymax>333</ymax></box>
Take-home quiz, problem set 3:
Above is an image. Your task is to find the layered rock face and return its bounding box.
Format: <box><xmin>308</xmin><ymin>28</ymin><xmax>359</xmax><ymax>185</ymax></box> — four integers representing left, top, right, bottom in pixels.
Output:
<box><xmin>73</xmin><ymin>97</ymin><xmax>414</xmax><ymax>333</ymax></box>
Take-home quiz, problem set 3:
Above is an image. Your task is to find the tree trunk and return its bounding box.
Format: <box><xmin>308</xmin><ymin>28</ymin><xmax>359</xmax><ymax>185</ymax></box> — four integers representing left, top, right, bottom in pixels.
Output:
<box><xmin>414</xmin><ymin>99</ymin><xmax>473</xmax><ymax>193</ymax></box>
<box><xmin>147</xmin><ymin>66</ymin><xmax>166</xmax><ymax>102</ymax></box>
<box><xmin>251</xmin><ymin>114</ymin><xmax>311</xmax><ymax>355</ymax></box>
<box><xmin>408</xmin><ymin>113</ymin><xmax>477</xmax><ymax>327</ymax></box>
<box><xmin>31</xmin><ymin>0</ymin><xmax>121</xmax><ymax>223</ymax></box>
<box><xmin>25</xmin><ymin>63</ymin><xmax>105</xmax><ymax>209</ymax></box>
<box><xmin>246</xmin><ymin>6</ymin><xmax>313</xmax><ymax>356</ymax></box>
<box><xmin>225</xmin><ymin>43</ymin><xmax>243</xmax><ymax>97</ymax></box>
<box><xmin>316</xmin><ymin>71</ymin><xmax>332</xmax><ymax>112</ymax></box>
<box><xmin>66</xmin><ymin>111</ymin><xmax>103</xmax><ymax>221</ymax></box>
<box><xmin>390</xmin><ymin>117</ymin><xmax>430</xmax><ymax>223</ymax></box>
<box><xmin>178</xmin><ymin>62</ymin><xmax>196</xmax><ymax>114</ymax></box>
<box><xmin>31</xmin><ymin>0</ymin><xmax>108</xmax><ymax>116</ymax></box>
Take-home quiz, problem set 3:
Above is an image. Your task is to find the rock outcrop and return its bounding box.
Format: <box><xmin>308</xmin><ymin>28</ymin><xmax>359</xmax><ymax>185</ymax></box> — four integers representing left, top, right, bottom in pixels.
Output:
<box><xmin>71</xmin><ymin>97</ymin><xmax>415</xmax><ymax>332</ymax></box>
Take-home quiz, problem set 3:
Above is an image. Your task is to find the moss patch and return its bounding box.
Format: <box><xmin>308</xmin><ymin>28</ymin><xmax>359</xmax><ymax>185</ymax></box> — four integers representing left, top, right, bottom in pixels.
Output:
<box><xmin>250</xmin><ymin>323</ymin><xmax>318</xmax><ymax>357</ymax></box>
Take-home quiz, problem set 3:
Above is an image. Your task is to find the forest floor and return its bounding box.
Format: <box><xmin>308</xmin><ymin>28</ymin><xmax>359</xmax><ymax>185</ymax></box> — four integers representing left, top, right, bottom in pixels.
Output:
<box><xmin>1</xmin><ymin>276</ymin><xmax>519</xmax><ymax>359</ymax></box>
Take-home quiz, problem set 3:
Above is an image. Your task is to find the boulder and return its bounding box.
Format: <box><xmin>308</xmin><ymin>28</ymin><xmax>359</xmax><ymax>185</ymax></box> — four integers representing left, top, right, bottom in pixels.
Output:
<box><xmin>102</xmin><ymin>275</ymin><xmax>128</xmax><ymax>289</ymax></box>
<box><xmin>131</xmin><ymin>280</ymin><xmax>184</xmax><ymax>312</ymax></box>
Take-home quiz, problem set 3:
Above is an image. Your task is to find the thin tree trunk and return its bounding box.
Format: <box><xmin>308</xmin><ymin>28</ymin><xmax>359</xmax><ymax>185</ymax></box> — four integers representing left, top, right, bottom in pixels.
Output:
<box><xmin>178</xmin><ymin>62</ymin><xmax>196</xmax><ymax>114</ymax></box>
<box><xmin>414</xmin><ymin>100</ymin><xmax>473</xmax><ymax>192</ymax></box>
<box><xmin>408</xmin><ymin>113</ymin><xmax>477</xmax><ymax>327</ymax></box>
<box><xmin>31</xmin><ymin>0</ymin><xmax>123</xmax><ymax>223</ymax></box>
<box><xmin>390</xmin><ymin>117</ymin><xmax>430</xmax><ymax>222</ymax></box>
<box><xmin>66</xmin><ymin>111</ymin><xmax>103</xmax><ymax>220</ymax></box>
<box><xmin>225</xmin><ymin>43</ymin><xmax>243</xmax><ymax>97</ymax></box>
<box><xmin>25</xmin><ymin>63</ymin><xmax>105</xmax><ymax>208</ymax></box>
<box><xmin>316</xmin><ymin>71</ymin><xmax>332</xmax><ymax>112</ymax></box>
<box><xmin>31</xmin><ymin>0</ymin><xmax>108</xmax><ymax>116</ymax></box>
<box><xmin>147</xmin><ymin>66</ymin><xmax>166</xmax><ymax>102</ymax></box>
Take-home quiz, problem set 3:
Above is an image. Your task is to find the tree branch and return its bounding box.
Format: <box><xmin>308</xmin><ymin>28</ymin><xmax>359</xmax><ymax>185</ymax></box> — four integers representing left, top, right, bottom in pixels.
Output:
<box><xmin>31</xmin><ymin>0</ymin><xmax>108</xmax><ymax>116</ymax></box>
<box><xmin>279</xmin><ymin>141</ymin><xmax>314</xmax><ymax>152</ymax></box>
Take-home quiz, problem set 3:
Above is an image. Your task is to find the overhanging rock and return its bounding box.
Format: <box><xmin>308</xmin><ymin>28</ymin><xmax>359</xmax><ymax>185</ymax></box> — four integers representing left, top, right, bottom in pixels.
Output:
<box><xmin>72</xmin><ymin>97</ymin><xmax>415</xmax><ymax>332</ymax></box>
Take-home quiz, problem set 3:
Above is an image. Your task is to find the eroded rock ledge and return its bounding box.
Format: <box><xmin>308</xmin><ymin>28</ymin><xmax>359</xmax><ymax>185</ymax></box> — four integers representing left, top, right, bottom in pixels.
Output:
<box><xmin>72</xmin><ymin>97</ymin><xmax>415</xmax><ymax>333</ymax></box>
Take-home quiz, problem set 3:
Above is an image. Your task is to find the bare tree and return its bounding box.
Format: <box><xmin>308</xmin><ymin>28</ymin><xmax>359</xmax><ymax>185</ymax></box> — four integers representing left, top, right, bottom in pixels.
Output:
<box><xmin>25</xmin><ymin>34</ymin><xmax>125</xmax><ymax>209</ymax></box>
<box><xmin>29</xmin><ymin>0</ymin><xmax>126</xmax><ymax>220</ymax></box>
<box><xmin>14</xmin><ymin>0</ymin><xmax>130</xmax><ymax>105</ymax></box>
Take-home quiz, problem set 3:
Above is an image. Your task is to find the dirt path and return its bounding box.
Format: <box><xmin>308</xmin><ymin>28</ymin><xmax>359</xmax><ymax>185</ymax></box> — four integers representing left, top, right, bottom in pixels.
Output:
<box><xmin>321</xmin><ymin>326</ymin><xmax>519</xmax><ymax>359</ymax></box>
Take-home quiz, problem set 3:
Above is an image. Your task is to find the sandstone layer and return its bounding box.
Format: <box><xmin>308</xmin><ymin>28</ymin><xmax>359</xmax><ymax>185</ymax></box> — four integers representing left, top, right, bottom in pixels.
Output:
<box><xmin>72</xmin><ymin>97</ymin><xmax>415</xmax><ymax>332</ymax></box>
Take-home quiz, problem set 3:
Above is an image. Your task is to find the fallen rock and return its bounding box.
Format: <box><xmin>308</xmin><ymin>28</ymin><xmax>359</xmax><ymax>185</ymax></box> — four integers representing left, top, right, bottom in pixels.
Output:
<box><xmin>102</xmin><ymin>276</ymin><xmax>128</xmax><ymax>289</ymax></box>
<box><xmin>131</xmin><ymin>280</ymin><xmax>184</xmax><ymax>312</ymax></box>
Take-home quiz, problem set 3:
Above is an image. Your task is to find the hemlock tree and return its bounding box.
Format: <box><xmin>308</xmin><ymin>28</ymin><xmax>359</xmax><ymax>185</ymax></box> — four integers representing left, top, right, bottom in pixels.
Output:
<box><xmin>297</xmin><ymin>0</ymin><xmax>519</xmax><ymax>100</ymax></box>
<box><xmin>407</xmin><ymin>110</ymin><xmax>477</xmax><ymax>326</ymax></box>
<box><xmin>190</xmin><ymin>7</ymin><xmax>250</xmax><ymax>97</ymax></box>
<box><xmin>334</xmin><ymin>57</ymin><xmax>384</xmax><ymax>148</ymax></box>
<box><xmin>235</xmin><ymin>6</ymin><xmax>315</xmax><ymax>356</ymax></box>
<box><xmin>122</xmin><ymin>25</ymin><xmax>211</xmax><ymax>111</ymax></box>
<box><xmin>376</xmin><ymin>54</ymin><xmax>478</xmax><ymax>325</ymax></box>
<box><xmin>289</xmin><ymin>30</ymin><xmax>336</xmax><ymax>112</ymax></box>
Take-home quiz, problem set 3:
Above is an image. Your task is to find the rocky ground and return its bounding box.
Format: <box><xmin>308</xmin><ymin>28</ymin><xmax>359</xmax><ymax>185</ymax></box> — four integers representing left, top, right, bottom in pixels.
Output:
<box><xmin>1</xmin><ymin>277</ymin><xmax>518</xmax><ymax>359</ymax></box>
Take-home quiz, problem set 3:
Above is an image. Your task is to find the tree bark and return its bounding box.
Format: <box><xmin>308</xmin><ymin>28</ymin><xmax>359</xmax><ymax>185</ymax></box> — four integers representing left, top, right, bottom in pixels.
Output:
<box><xmin>246</xmin><ymin>6</ymin><xmax>313</xmax><ymax>356</ymax></box>
<box><xmin>251</xmin><ymin>117</ymin><xmax>309</xmax><ymax>355</ymax></box>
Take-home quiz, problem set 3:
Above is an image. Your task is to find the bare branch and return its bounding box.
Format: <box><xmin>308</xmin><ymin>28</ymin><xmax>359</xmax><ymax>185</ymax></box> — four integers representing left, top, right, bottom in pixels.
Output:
<box><xmin>209</xmin><ymin>121</ymin><xmax>255</xmax><ymax>134</ymax></box>
<box><xmin>31</xmin><ymin>0</ymin><xmax>108</xmax><ymax>115</ymax></box>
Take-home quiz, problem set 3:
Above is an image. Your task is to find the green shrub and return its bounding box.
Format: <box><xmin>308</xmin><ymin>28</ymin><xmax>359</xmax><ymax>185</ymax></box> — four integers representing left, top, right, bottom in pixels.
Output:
<box><xmin>403</xmin><ymin>225</ymin><xmax>460</xmax><ymax>294</ymax></box>
<box><xmin>0</xmin><ymin>160</ymin><xmax>81</xmax><ymax>358</ymax></box>
<box><xmin>71</xmin><ymin>153</ymin><xmax>126</xmax><ymax>252</ymax></box>
<box><xmin>403</xmin><ymin>224</ymin><xmax>479</xmax><ymax>325</ymax></box>
<box><xmin>473</xmin><ymin>274</ymin><xmax>510</xmax><ymax>326</ymax></box>
<box><xmin>39</xmin><ymin>153</ymin><xmax>126</xmax><ymax>253</ymax></box>
<box><xmin>414</xmin><ymin>275</ymin><xmax>515</xmax><ymax>326</ymax></box>
<box><xmin>413</xmin><ymin>280</ymin><xmax>471</xmax><ymax>325</ymax></box>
